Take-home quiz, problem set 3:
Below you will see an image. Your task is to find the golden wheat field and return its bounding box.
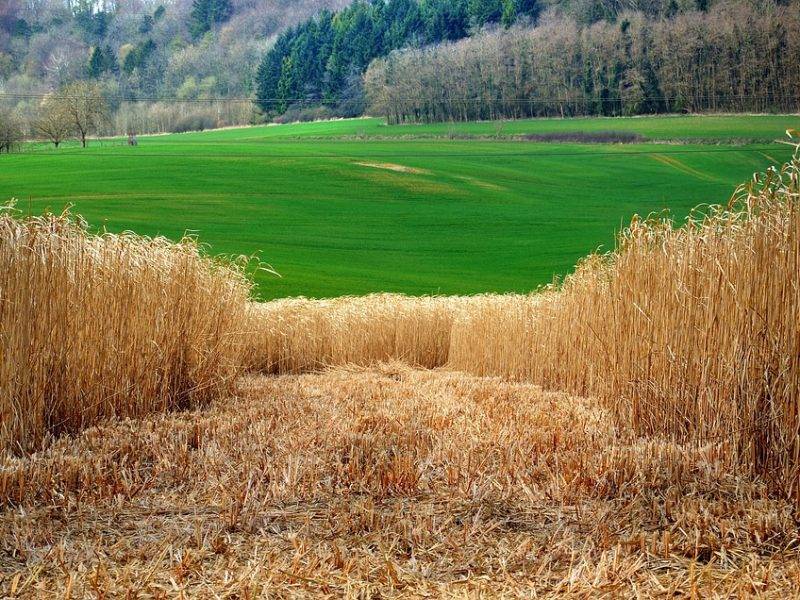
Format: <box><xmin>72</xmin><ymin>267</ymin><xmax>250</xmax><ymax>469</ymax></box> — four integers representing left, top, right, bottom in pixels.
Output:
<box><xmin>1</xmin><ymin>144</ymin><xmax>799</xmax><ymax>596</ymax></box>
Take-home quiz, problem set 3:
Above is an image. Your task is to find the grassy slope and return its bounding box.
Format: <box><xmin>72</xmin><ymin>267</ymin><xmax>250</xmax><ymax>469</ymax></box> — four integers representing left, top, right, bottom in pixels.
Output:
<box><xmin>2</xmin><ymin>115</ymin><xmax>798</xmax><ymax>299</ymax></box>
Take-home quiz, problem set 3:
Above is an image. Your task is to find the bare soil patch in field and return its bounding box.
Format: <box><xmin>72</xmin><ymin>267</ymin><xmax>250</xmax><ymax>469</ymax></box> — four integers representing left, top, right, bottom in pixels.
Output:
<box><xmin>354</xmin><ymin>161</ymin><xmax>430</xmax><ymax>174</ymax></box>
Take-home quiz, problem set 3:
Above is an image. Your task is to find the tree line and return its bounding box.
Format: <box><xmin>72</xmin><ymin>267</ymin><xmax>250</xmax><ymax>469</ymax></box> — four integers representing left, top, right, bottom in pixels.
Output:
<box><xmin>253</xmin><ymin>0</ymin><xmax>752</xmax><ymax>118</ymax></box>
<box><xmin>364</xmin><ymin>1</ymin><xmax>800</xmax><ymax>123</ymax></box>
<box><xmin>255</xmin><ymin>0</ymin><xmax>542</xmax><ymax>116</ymax></box>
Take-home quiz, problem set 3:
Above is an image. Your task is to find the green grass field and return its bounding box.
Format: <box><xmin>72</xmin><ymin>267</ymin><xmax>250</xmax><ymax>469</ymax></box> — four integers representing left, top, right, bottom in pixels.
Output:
<box><xmin>2</xmin><ymin>114</ymin><xmax>798</xmax><ymax>299</ymax></box>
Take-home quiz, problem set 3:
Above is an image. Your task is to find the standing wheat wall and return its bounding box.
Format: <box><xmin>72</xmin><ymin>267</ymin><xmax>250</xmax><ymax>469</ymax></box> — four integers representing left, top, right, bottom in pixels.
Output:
<box><xmin>601</xmin><ymin>167</ymin><xmax>799</xmax><ymax>494</ymax></box>
<box><xmin>243</xmin><ymin>294</ymin><xmax>457</xmax><ymax>373</ymax></box>
<box><xmin>0</xmin><ymin>210</ymin><xmax>251</xmax><ymax>454</ymax></box>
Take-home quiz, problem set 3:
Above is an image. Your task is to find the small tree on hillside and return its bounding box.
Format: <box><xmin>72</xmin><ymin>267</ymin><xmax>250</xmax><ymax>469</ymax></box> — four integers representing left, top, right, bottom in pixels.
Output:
<box><xmin>88</xmin><ymin>46</ymin><xmax>105</xmax><ymax>78</ymax></box>
<box><xmin>35</xmin><ymin>94</ymin><xmax>72</xmax><ymax>148</ymax></box>
<box><xmin>0</xmin><ymin>107</ymin><xmax>23</xmax><ymax>153</ymax></box>
<box><xmin>57</xmin><ymin>81</ymin><xmax>109</xmax><ymax>148</ymax></box>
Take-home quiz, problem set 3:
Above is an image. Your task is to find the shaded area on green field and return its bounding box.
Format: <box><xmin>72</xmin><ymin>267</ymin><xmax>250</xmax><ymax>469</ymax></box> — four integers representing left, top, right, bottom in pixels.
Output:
<box><xmin>2</xmin><ymin>115</ymin><xmax>798</xmax><ymax>299</ymax></box>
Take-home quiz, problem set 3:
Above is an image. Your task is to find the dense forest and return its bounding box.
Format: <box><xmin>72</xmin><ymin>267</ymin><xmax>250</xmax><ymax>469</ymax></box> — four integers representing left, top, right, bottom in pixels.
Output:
<box><xmin>365</xmin><ymin>1</ymin><xmax>800</xmax><ymax>122</ymax></box>
<box><xmin>254</xmin><ymin>0</ymin><xmax>541</xmax><ymax>117</ymax></box>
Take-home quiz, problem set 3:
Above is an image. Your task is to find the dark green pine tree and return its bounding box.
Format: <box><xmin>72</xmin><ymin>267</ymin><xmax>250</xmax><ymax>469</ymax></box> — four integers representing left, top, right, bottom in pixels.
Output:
<box><xmin>581</xmin><ymin>50</ymin><xmax>599</xmax><ymax>115</ymax></box>
<box><xmin>139</xmin><ymin>14</ymin><xmax>154</xmax><ymax>34</ymax></box>
<box><xmin>515</xmin><ymin>0</ymin><xmax>539</xmax><ymax>21</ymax></box>
<box><xmin>347</xmin><ymin>5</ymin><xmax>378</xmax><ymax>71</ymax></box>
<box><xmin>88</xmin><ymin>46</ymin><xmax>105</xmax><ymax>78</ymax></box>
<box><xmin>103</xmin><ymin>45</ymin><xmax>119</xmax><ymax>75</ymax></box>
<box><xmin>323</xmin><ymin>32</ymin><xmax>348</xmax><ymax>103</ymax></box>
<box><xmin>209</xmin><ymin>0</ymin><xmax>233</xmax><ymax>26</ymax></box>
<box><xmin>189</xmin><ymin>0</ymin><xmax>209</xmax><ymax>39</ymax></box>
<box><xmin>256</xmin><ymin>30</ymin><xmax>293</xmax><ymax>113</ymax></box>
<box><xmin>381</xmin><ymin>0</ymin><xmax>422</xmax><ymax>50</ymax></box>
<box><xmin>420</xmin><ymin>0</ymin><xmax>469</xmax><ymax>43</ymax></box>
<box><xmin>467</xmin><ymin>0</ymin><xmax>503</xmax><ymax>28</ymax></box>
<box><xmin>638</xmin><ymin>27</ymin><xmax>664</xmax><ymax>113</ymax></box>
<box><xmin>189</xmin><ymin>0</ymin><xmax>232</xmax><ymax>40</ymax></box>
<box><xmin>501</xmin><ymin>0</ymin><xmax>539</xmax><ymax>27</ymax></box>
<box><xmin>666</xmin><ymin>0</ymin><xmax>679</xmax><ymax>18</ymax></box>
<box><xmin>276</xmin><ymin>55</ymin><xmax>298</xmax><ymax>112</ymax></box>
<box><xmin>315</xmin><ymin>11</ymin><xmax>335</xmax><ymax>86</ymax></box>
<box><xmin>288</xmin><ymin>22</ymin><xmax>322</xmax><ymax>100</ymax></box>
<box><xmin>122</xmin><ymin>39</ymin><xmax>156</xmax><ymax>74</ymax></box>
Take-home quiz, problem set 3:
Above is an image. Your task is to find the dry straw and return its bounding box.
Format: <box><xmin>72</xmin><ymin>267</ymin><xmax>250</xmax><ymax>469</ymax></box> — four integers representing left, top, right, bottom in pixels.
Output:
<box><xmin>0</xmin><ymin>208</ymin><xmax>251</xmax><ymax>454</ymax></box>
<box><xmin>6</xmin><ymin>368</ymin><xmax>798</xmax><ymax>595</ymax></box>
<box><xmin>2</xmin><ymin>142</ymin><xmax>799</xmax><ymax>596</ymax></box>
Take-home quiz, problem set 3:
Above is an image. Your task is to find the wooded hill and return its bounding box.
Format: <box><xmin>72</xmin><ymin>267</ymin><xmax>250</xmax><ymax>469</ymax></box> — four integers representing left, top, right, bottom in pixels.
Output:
<box><xmin>0</xmin><ymin>0</ymin><xmax>349</xmax><ymax>132</ymax></box>
<box><xmin>0</xmin><ymin>1</ymin><xmax>349</xmax><ymax>99</ymax></box>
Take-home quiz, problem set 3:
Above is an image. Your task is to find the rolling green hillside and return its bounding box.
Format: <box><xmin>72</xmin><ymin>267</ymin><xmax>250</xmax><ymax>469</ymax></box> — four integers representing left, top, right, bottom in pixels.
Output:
<box><xmin>3</xmin><ymin>114</ymin><xmax>797</xmax><ymax>299</ymax></box>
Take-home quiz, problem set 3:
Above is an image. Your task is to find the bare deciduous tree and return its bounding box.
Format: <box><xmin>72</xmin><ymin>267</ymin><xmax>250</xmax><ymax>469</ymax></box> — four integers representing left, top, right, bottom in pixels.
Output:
<box><xmin>58</xmin><ymin>81</ymin><xmax>109</xmax><ymax>148</ymax></box>
<box><xmin>0</xmin><ymin>108</ymin><xmax>23</xmax><ymax>154</ymax></box>
<box><xmin>35</xmin><ymin>94</ymin><xmax>72</xmax><ymax>148</ymax></box>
